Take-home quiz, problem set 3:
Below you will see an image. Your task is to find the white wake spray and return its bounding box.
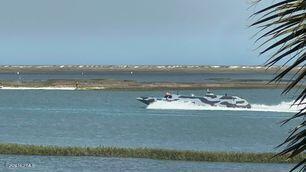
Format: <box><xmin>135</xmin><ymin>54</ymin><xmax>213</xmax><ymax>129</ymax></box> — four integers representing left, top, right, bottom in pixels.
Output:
<box><xmin>147</xmin><ymin>100</ymin><xmax>302</xmax><ymax>113</ymax></box>
<box><xmin>0</xmin><ymin>87</ymin><xmax>76</xmax><ymax>90</ymax></box>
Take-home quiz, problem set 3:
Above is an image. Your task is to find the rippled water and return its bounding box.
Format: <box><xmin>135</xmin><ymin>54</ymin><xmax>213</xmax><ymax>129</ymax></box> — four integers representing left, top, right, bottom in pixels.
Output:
<box><xmin>0</xmin><ymin>89</ymin><xmax>298</xmax><ymax>152</ymax></box>
<box><xmin>0</xmin><ymin>86</ymin><xmax>301</xmax><ymax>171</ymax></box>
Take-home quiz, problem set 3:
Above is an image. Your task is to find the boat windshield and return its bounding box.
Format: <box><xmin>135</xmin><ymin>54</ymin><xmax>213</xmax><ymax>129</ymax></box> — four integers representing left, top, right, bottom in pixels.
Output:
<box><xmin>204</xmin><ymin>89</ymin><xmax>217</xmax><ymax>98</ymax></box>
<box><xmin>164</xmin><ymin>92</ymin><xmax>172</xmax><ymax>99</ymax></box>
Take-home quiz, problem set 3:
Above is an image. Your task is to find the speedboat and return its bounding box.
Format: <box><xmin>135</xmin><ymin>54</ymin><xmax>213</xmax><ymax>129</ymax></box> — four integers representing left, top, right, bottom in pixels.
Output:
<box><xmin>136</xmin><ymin>90</ymin><xmax>251</xmax><ymax>109</ymax></box>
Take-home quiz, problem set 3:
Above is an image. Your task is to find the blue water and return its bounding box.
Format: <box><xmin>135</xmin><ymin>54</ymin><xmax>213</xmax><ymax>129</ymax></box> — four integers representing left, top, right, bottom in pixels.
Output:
<box><xmin>0</xmin><ymin>88</ymin><xmax>300</xmax><ymax>171</ymax></box>
<box><xmin>0</xmin><ymin>89</ymin><xmax>297</xmax><ymax>152</ymax></box>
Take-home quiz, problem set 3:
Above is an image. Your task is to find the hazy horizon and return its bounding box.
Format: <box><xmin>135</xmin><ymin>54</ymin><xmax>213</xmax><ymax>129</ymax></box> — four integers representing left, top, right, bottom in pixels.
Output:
<box><xmin>0</xmin><ymin>64</ymin><xmax>283</xmax><ymax>67</ymax></box>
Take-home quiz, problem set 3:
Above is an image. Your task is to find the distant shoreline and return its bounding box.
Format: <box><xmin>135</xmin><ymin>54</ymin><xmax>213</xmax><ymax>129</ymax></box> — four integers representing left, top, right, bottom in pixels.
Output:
<box><xmin>0</xmin><ymin>65</ymin><xmax>300</xmax><ymax>74</ymax></box>
<box><xmin>0</xmin><ymin>79</ymin><xmax>302</xmax><ymax>90</ymax></box>
<box><xmin>0</xmin><ymin>65</ymin><xmax>301</xmax><ymax>90</ymax></box>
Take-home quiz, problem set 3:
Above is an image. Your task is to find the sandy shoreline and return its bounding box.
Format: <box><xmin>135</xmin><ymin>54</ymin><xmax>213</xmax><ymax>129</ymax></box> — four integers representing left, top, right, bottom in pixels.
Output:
<box><xmin>0</xmin><ymin>79</ymin><xmax>301</xmax><ymax>90</ymax></box>
<box><xmin>0</xmin><ymin>65</ymin><xmax>301</xmax><ymax>90</ymax></box>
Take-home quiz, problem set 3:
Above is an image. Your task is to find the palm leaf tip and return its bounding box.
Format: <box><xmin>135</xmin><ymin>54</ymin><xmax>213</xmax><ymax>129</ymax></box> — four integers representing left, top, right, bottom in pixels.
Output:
<box><xmin>251</xmin><ymin>0</ymin><xmax>306</xmax><ymax>171</ymax></box>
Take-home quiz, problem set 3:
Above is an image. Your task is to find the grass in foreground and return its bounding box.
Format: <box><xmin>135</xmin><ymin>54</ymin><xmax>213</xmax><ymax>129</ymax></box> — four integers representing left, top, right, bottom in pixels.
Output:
<box><xmin>0</xmin><ymin>143</ymin><xmax>305</xmax><ymax>163</ymax></box>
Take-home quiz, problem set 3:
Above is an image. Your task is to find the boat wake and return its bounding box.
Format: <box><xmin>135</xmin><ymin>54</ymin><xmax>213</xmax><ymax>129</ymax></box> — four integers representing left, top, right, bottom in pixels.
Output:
<box><xmin>147</xmin><ymin>101</ymin><xmax>302</xmax><ymax>113</ymax></box>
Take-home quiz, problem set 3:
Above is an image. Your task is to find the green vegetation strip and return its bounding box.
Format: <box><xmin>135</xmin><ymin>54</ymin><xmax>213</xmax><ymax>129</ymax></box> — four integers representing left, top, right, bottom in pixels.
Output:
<box><xmin>0</xmin><ymin>143</ymin><xmax>304</xmax><ymax>163</ymax></box>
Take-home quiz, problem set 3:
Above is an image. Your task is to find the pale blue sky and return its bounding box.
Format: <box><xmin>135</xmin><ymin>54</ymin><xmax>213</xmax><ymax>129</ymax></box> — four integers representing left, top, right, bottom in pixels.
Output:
<box><xmin>0</xmin><ymin>0</ymin><xmax>269</xmax><ymax>65</ymax></box>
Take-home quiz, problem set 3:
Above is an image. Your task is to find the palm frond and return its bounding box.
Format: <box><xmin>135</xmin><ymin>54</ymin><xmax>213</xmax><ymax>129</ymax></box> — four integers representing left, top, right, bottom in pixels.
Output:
<box><xmin>251</xmin><ymin>0</ymin><xmax>306</xmax><ymax>171</ymax></box>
